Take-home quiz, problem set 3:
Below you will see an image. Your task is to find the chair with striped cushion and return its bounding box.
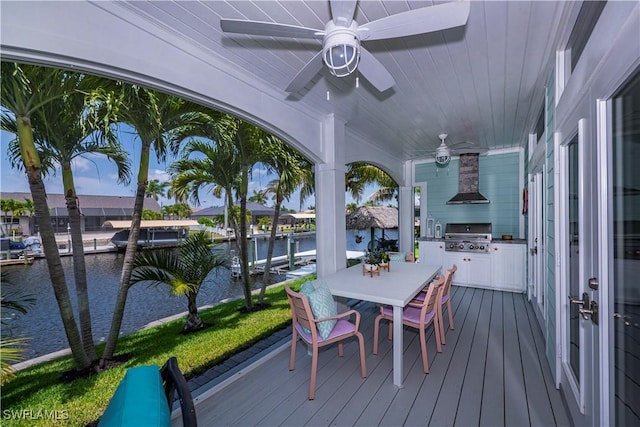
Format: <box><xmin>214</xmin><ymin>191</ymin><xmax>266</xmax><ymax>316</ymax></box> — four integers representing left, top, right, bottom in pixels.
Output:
<box><xmin>285</xmin><ymin>284</ymin><xmax>367</xmax><ymax>400</ymax></box>
<box><xmin>372</xmin><ymin>277</ymin><xmax>443</xmax><ymax>373</ymax></box>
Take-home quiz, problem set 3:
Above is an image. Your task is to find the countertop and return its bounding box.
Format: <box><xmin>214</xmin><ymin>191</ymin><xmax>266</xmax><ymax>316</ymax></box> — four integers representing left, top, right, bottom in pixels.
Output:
<box><xmin>492</xmin><ymin>238</ymin><xmax>527</xmax><ymax>244</ymax></box>
<box><xmin>417</xmin><ymin>236</ymin><xmax>526</xmax><ymax>244</ymax></box>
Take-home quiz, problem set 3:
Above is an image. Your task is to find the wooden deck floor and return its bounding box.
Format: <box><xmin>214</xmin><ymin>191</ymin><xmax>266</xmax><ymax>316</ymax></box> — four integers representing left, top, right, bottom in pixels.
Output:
<box><xmin>179</xmin><ymin>286</ymin><xmax>572</xmax><ymax>426</ymax></box>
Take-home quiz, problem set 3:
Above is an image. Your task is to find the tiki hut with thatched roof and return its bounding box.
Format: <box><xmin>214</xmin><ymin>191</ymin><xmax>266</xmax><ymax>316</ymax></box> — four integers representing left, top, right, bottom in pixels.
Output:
<box><xmin>346</xmin><ymin>206</ymin><xmax>398</xmax><ymax>252</ymax></box>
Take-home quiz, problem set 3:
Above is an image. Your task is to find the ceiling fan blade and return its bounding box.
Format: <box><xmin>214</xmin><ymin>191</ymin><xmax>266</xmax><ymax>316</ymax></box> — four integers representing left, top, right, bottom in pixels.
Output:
<box><xmin>449</xmin><ymin>141</ymin><xmax>480</xmax><ymax>149</ymax></box>
<box><xmin>454</xmin><ymin>147</ymin><xmax>489</xmax><ymax>155</ymax></box>
<box><xmin>361</xmin><ymin>1</ymin><xmax>470</xmax><ymax>41</ymax></box>
<box><xmin>330</xmin><ymin>0</ymin><xmax>358</xmax><ymax>27</ymax></box>
<box><xmin>285</xmin><ymin>51</ymin><xmax>324</xmax><ymax>93</ymax></box>
<box><xmin>220</xmin><ymin>19</ymin><xmax>323</xmax><ymax>40</ymax></box>
<box><xmin>358</xmin><ymin>47</ymin><xmax>395</xmax><ymax>92</ymax></box>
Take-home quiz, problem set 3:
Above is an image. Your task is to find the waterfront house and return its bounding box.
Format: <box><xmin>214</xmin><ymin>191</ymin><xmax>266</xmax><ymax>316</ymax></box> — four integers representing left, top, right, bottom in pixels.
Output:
<box><xmin>192</xmin><ymin>202</ymin><xmax>276</xmax><ymax>230</ymax></box>
<box><xmin>0</xmin><ymin>192</ymin><xmax>161</xmax><ymax>235</ymax></box>
<box><xmin>1</xmin><ymin>1</ymin><xmax>638</xmax><ymax>425</ymax></box>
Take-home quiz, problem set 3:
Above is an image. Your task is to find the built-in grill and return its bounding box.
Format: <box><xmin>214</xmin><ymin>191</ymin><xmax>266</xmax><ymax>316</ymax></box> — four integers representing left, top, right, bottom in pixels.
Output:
<box><xmin>444</xmin><ymin>223</ymin><xmax>492</xmax><ymax>253</ymax></box>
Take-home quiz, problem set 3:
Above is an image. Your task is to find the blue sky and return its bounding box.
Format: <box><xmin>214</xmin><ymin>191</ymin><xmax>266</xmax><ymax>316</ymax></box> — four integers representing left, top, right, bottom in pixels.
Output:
<box><xmin>0</xmin><ymin>128</ymin><xmax>375</xmax><ymax>211</ymax></box>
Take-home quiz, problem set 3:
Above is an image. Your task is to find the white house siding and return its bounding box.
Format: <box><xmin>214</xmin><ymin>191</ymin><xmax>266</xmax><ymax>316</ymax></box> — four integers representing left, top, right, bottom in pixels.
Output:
<box><xmin>545</xmin><ymin>71</ymin><xmax>557</xmax><ymax>374</ymax></box>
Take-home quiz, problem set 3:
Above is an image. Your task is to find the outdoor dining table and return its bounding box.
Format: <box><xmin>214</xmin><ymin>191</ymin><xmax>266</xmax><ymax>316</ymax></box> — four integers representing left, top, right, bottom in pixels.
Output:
<box><xmin>322</xmin><ymin>261</ymin><xmax>442</xmax><ymax>387</ymax></box>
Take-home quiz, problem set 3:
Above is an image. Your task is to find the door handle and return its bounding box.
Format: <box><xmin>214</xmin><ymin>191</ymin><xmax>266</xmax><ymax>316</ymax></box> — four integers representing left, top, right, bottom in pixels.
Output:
<box><xmin>568</xmin><ymin>292</ymin><xmax>599</xmax><ymax>324</ymax></box>
<box><xmin>530</xmin><ymin>247</ymin><xmax>538</xmax><ymax>255</ymax></box>
<box><xmin>579</xmin><ymin>301</ymin><xmax>598</xmax><ymax>324</ymax></box>
<box><xmin>568</xmin><ymin>292</ymin><xmax>589</xmax><ymax>307</ymax></box>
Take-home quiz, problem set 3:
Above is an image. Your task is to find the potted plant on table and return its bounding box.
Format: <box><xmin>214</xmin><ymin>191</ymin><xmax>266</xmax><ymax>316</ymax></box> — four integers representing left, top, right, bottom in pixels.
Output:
<box><xmin>362</xmin><ymin>249</ymin><xmax>389</xmax><ymax>276</ymax></box>
<box><xmin>378</xmin><ymin>250</ymin><xmax>391</xmax><ymax>271</ymax></box>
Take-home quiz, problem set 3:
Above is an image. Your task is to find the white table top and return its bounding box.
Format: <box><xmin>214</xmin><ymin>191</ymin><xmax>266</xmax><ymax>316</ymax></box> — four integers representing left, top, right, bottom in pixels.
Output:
<box><xmin>322</xmin><ymin>262</ymin><xmax>442</xmax><ymax>307</ymax></box>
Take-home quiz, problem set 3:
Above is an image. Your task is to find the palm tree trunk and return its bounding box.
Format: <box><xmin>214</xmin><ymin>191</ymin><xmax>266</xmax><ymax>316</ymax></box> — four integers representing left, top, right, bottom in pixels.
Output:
<box><xmin>17</xmin><ymin>118</ymin><xmax>90</xmax><ymax>370</ymax></box>
<box><xmin>259</xmin><ymin>187</ymin><xmax>283</xmax><ymax>304</ymax></box>
<box><xmin>102</xmin><ymin>145</ymin><xmax>149</xmax><ymax>360</ymax></box>
<box><xmin>184</xmin><ymin>294</ymin><xmax>204</xmax><ymax>332</ymax></box>
<box><xmin>63</xmin><ymin>165</ymin><xmax>97</xmax><ymax>361</ymax></box>
<box><xmin>238</xmin><ymin>170</ymin><xmax>253</xmax><ymax>311</ymax></box>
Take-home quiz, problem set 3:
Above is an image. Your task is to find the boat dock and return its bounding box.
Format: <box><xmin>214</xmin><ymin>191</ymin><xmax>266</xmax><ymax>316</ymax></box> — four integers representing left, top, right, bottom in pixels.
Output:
<box><xmin>0</xmin><ymin>255</ymin><xmax>34</xmax><ymax>266</ymax></box>
<box><xmin>232</xmin><ymin>249</ymin><xmax>365</xmax><ymax>280</ymax></box>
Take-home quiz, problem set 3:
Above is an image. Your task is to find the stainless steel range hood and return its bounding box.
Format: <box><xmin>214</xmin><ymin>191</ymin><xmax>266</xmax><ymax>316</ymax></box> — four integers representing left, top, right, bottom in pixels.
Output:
<box><xmin>447</xmin><ymin>153</ymin><xmax>490</xmax><ymax>204</ymax></box>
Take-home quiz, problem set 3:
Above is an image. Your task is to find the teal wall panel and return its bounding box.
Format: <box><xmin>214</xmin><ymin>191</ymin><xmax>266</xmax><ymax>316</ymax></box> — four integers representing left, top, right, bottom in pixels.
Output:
<box><xmin>414</xmin><ymin>152</ymin><xmax>521</xmax><ymax>237</ymax></box>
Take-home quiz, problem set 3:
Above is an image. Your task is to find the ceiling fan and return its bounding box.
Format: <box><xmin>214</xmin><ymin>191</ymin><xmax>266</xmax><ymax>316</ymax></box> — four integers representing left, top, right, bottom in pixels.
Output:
<box><xmin>220</xmin><ymin>0</ymin><xmax>470</xmax><ymax>93</ymax></box>
<box><xmin>433</xmin><ymin>133</ymin><xmax>487</xmax><ymax>167</ymax></box>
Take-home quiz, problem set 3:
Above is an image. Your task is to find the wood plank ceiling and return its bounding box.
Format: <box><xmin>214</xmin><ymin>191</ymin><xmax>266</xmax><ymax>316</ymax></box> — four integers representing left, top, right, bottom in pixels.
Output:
<box><xmin>119</xmin><ymin>1</ymin><xmax>565</xmax><ymax>161</ymax></box>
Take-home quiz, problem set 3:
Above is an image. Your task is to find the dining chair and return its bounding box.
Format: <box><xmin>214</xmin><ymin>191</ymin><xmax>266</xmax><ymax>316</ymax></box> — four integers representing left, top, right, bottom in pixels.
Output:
<box><xmin>372</xmin><ymin>276</ymin><xmax>444</xmax><ymax>373</ymax></box>
<box><xmin>285</xmin><ymin>284</ymin><xmax>367</xmax><ymax>400</ymax></box>
<box><xmin>438</xmin><ymin>264</ymin><xmax>457</xmax><ymax>344</ymax></box>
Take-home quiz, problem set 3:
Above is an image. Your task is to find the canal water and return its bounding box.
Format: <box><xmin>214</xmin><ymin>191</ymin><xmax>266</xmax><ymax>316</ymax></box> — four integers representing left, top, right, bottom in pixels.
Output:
<box><xmin>3</xmin><ymin>229</ymin><xmax>396</xmax><ymax>359</ymax></box>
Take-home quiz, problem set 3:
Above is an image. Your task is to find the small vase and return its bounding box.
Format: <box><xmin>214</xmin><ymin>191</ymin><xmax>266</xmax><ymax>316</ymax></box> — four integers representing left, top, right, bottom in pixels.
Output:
<box><xmin>379</xmin><ymin>261</ymin><xmax>390</xmax><ymax>272</ymax></box>
<box><xmin>362</xmin><ymin>263</ymin><xmax>380</xmax><ymax>277</ymax></box>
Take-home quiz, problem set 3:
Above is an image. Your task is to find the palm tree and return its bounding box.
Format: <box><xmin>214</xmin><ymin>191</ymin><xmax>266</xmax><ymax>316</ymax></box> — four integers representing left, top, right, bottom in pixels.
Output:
<box><xmin>297</xmin><ymin>167</ymin><xmax>315</xmax><ymax>212</ymax></box>
<box><xmin>0</xmin><ymin>199</ymin><xmax>20</xmax><ymax>235</ymax></box>
<box><xmin>225</xmin><ymin>119</ymin><xmax>265</xmax><ymax>312</ymax></box>
<box><xmin>172</xmin><ymin>203</ymin><xmax>192</xmax><ymax>219</ymax></box>
<box><xmin>20</xmin><ymin>198</ymin><xmax>35</xmax><ymax>234</ymax></box>
<box><xmin>367</xmin><ymin>173</ymin><xmax>398</xmax><ymax>205</ymax></box>
<box><xmin>145</xmin><ymin>179</ymin><xmax>168</xmax><ymax>201</ymax></box>
<box><xmin>96</xmin><ymin>84</ymin><xmax>210</xmax><ymax>361</ymax></box>
<box><xmin>346</xmin><ymin>162</ymin><xmax>396</xmax><ymax>203</ymax></box>
<box><xmin>129</xmin><ymin>232</ymin><xmax>227</xmax><ymax>332</ymax></box>
<box><xmin>0</xmin><ymin>62</ymin><xmax>91</xmax><ymax>370</ymax></box>
<box><xmin>169</xmin><ymin>114</ymin><xmax>266</xmax><ymax>312</ymax></box>
<box><xmin>0</xmin><ymin>270</ymin><xmax>34</xmax><ymax>383</ymax></box>
<box><xmin>6</xmin><ymin>72</ymin><xmax>131</xmax><ymax>362</ymax></box>
<box><xmin>142</xmin><ymin>209</ymin><xmax>162</xmax><ymax>220</ymax></box>
<box><xmin>258</xmin><ymin>137</ymin><xmax>313</xmax><ymax>301</ymax></box>
<box><xmin>248</xmin><ymin>189</ymin><xmax>269</xmax><ymax>205</ymax></box>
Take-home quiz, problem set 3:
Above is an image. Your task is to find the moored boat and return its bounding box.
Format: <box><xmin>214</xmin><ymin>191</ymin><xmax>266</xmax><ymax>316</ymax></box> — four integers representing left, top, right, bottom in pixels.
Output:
<box><xmin>110</xmin><ymin>228</ymin><xmax>188</xmax><ymax>249</ymax></box>
<box><xmin>103</xmin><ymin>219</ymin><xmax>201</xmax><ymax>249</ymax></box>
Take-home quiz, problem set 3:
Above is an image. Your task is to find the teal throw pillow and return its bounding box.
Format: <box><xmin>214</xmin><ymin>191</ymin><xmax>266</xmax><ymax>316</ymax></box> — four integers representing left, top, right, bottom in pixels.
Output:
<box><xmin>298</xmin><ymin>281</ymin><xmax>316</xmax><ymax>334</ymax></box>
<box><xmin>389</xmin><ymin>252</ymin><xmax>406</xmax><ymax>262</ymax></box>
<box><xmin>300</xmin><ymin>280</ymin><xmax>316</xmax><ymax>295</ymax></box>
<box><xmin>302</xmin><ymin>281</ymin><xmax>337</xmax><ymax>339</ymax></box>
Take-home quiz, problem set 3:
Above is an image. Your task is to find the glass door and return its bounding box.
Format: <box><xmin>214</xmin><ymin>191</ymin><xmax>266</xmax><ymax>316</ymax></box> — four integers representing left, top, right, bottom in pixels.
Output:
<box><xmin>529</xmin><ymin>170</ymin><xmax>545</xmax><ymax>329</ymax></box>
<box><xmin>606</xmin><ymin>71</ymin><xmax>640</xmax><ymax>426</ymax></box>
<box><xmin>560</xmin><ymin>118</ymin><xmax>599</xmax><ymax>425</ymax></box>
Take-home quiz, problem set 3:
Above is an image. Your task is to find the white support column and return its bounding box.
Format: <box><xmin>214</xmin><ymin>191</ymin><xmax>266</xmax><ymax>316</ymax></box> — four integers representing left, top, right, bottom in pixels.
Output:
<box><xmin>419</xmin><ymin>183</ymin><xmax>428</xmax><ymax>238</ymax></box>
<box><xmin>315</xmin><ymin>115</ymin><xmax>346</xmax><ymax>278</ymax></box>
<box><xmin>398</xmin><ymin>186</ymin><xmax>414</xmax><ymax>254</ymax></box>
<box><xmin>397</xmin><ymin>161</ymin><xmax>415</xmax><ymax>254</ymax></box>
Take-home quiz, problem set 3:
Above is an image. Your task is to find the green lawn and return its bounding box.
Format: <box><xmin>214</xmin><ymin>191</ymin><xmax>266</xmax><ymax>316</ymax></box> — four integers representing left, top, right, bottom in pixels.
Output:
<box><xmin>1</xmin><ymin>278</ymin><xmax>309</xmax><ymax>427</ymax></box>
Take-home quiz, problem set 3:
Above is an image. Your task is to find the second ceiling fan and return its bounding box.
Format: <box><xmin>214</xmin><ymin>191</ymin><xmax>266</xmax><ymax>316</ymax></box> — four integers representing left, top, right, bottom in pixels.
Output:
<box><xmin>220</xmin><ymin>0</ymin><xmax>470</xmax><ymax>93</ymax></box>
<box><xmin>433</xmin><ymin>133</ymin><xmax>488</xmax><ymax>167</ymax></box>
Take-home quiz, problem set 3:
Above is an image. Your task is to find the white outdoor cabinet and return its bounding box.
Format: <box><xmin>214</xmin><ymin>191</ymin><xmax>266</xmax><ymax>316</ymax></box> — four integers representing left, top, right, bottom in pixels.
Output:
<box><xmin>418</xmin><ymin>241</ymin><xmax>445</xmax><ymax>266</ymax></box>
<box><xmin>490</xmin><ymin>243</ymin><xmax>526</xmax><ymax>292</ymax></box>
<box><xmin>444</xmin><ymin>251</ymin><xmax>492</xmax><ymax>288</ymax></box>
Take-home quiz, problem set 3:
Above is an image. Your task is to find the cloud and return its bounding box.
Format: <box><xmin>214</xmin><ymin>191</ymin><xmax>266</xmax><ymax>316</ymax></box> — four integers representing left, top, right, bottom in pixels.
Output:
<box><xmin>73</xmin><ymin>174</ymin><xmax>135</xmax><ymax>196</ymax></box>
<box><xmin>252</xmin><ymin>166</ymin><xmax>269</xmax><ymax>177</ymax></box>
<box><xmin>148</xmin><ymin>169</ymin><xmax>170</xmax><ymax>182</ymax></box>
<box><xmin>71</xmin><ymin>155</ymin><xmax>96</xmax><ymax>173</ymax></box>
<box><xmin>0</xmin><ymin>169</ymin><xmax>30</xmax><ymax>193</ymax></box>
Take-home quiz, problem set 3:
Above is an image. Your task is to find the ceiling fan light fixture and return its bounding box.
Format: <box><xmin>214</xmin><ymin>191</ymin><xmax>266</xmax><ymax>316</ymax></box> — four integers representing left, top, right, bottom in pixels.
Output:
<box><xmin>435</xmin><ymin>133</ymin><xmax>451</xmax><ymax>167</ymax></box>
<box><xmin>435</xmin><ymin>151</ymin><xmax>451</xmax><ymax>167</ymax></box>
<box><xmin>323</xmin><ymin>23</ymin><xmax>360</xmax><ymax>77</ymax></box>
